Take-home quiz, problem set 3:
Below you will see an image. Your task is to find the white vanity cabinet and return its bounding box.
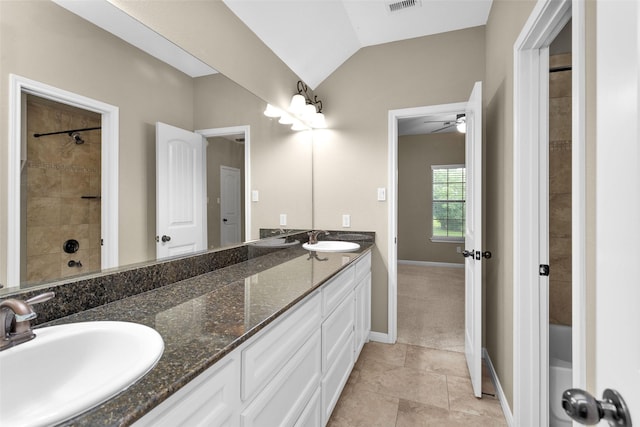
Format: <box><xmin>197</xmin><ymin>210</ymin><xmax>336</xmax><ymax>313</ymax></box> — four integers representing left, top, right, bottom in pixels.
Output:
<box><xmin>354</xmin><ymin>252</ymin><xmax>372</xmax><ymax>358</ymax></box>
<box><xmin>133</xmin><ymin>352</ymin><xmax>241</xmax><ymax>427</ymax></box>
<box><xmin>133</xmin><ymin>251</ymin><xmax>371</xmax><ymax>427</ymax></box>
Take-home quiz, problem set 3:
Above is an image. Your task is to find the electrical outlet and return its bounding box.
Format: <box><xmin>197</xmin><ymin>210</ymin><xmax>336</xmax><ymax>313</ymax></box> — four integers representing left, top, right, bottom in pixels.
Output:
<box><xmin>342</xmin><ymin>214</ymin><xmax>351</xmax><ymax>228</ymax></box>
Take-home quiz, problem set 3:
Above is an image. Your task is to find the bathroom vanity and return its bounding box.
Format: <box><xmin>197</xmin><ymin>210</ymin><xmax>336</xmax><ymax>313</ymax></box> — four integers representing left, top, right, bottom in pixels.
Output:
<box><xmin>30</xmin><ymin>240</ymin><xmax>372</xmax><ymax>426</ymax></box>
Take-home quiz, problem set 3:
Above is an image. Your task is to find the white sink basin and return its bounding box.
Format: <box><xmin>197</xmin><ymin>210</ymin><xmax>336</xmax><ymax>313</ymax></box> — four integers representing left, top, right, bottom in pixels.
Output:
<box><xmin>250</xmin><ymin>237</ymin><xmax>300</xmax><ymax>248</ymax></box>
<box><xmin>302</xmin><ymin>241</ymin><xmax>361</xmax><ymax>252</ymax></box>
<box><xmin>0</xmin><ymin>321</ymin><xmax>164</xmax><ymax>427</ymax></box>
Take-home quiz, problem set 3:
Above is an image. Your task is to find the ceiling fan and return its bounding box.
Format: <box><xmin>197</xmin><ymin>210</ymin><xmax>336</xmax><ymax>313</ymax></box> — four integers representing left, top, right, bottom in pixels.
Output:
<box><xmin>425</xmin><ymin>113</ymin><xmax>466</xmax><ymax>133</ymax></box>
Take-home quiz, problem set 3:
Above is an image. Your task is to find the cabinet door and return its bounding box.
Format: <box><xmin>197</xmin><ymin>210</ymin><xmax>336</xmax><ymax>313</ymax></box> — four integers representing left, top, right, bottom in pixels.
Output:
<box><xmin>294</xmin><ymin>387</ymin><xmax>322</xmax><ymax>427</ymax></box>
<box><xmin>322</xmin><ymin>294</ymin><xmax>355</xmax><ymax>373</ymax></box>
<box><xmin>242</xmin><ymin>292</ymin><xmax>321</xmax><ymax>401</ymax></box>
<box><xmin>241</xmin><ymin>331</ymin><xmax>322</xmax><ymax>427</ymax></box>
<box><xmin>133</xmin><ymin>355</ymin><xmax>240</xmax><ymax>427</ymax></box>
<box><xmin>354</xmin><ymin>271</ymin><xmax>371</xmax><ymax>358</ymax></box>
<box><xmin>321</xmin><ymin>332</ymin><xmax>355</xmax><ymax>425</ymax></box>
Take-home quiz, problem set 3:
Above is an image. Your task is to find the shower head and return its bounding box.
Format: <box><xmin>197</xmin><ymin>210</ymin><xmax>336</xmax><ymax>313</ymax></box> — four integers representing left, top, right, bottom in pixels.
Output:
<box><xmin>70</xmin><ymin>132</ymin><xmax>85</xmax><ymax>145</ymax></box>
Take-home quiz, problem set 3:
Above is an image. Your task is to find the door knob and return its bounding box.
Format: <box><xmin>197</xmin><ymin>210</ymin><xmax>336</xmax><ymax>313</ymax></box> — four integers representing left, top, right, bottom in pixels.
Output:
<box><xmin>223</xmin><ymin>218</ymin><xmax>228</xmax><ymax>222</ymax></box>
<box><xmin>462</xmin><ymin>250</ymin><xmax>474</xmax><ymax>258</ymax></box>
<box><xmin>562</xmin><ymin>388</ymin><xmax>631</xmax><ymax>426</ymax></box>
<box><xmin>161</xmin><ymin>235</ymin><xmax>171</xmax><ymax>242</ymax></box>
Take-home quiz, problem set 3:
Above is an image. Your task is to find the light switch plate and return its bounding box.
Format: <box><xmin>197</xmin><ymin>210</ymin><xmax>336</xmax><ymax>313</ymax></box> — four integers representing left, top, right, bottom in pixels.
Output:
<box><xmin>377</xmin><ymin>187</ymin><xmax>386</xmax><ymax>201</ymax></box>
<box><xmin>252</xmin><ymin>190</ymin><xmax>259</xmax><ymax>202</ymax></box>
<box><xmin>342</xmin><ymin>214</ymin><xmax>351</xmax><ymax>228</ymax></box>
<box><xmin>279</xmin><ymin>214</ymin><xmax>287</xmax><ymax>226</ymax></box>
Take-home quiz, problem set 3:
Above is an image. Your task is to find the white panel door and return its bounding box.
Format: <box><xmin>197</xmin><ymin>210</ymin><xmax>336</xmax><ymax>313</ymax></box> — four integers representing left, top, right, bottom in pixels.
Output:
<box><xmin>594</xmin><ymin>0</ymin><xmax>640</xmax><ymax>420</ymax></box>
<box><xmin>464</xmin><ymin>81</ymin><xmax>483</xmax><ymax>398</ymax></box>
<box><xmin>156</xmin><ymin>122</ymin><xmax>207</xmax><ymax>259</ymax></box>
<box><xmin>220</xmin><ymin>165</ymin><xmax>241</xmax><ymax>247</ymax></box>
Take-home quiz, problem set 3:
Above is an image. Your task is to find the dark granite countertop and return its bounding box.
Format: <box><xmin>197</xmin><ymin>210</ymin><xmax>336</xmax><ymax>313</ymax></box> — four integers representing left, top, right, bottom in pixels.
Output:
<box><xmin>47</xmin><ymin>243</ymin><xmax>373</xmax><ymax>426</ymax></box>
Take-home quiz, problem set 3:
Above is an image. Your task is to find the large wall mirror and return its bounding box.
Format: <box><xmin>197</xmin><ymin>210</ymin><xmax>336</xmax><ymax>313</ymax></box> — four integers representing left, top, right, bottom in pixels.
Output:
<box><xmin>0</xmin><ymin>1</ymin><xmax>312</xmax><ymax>294</ymax></box>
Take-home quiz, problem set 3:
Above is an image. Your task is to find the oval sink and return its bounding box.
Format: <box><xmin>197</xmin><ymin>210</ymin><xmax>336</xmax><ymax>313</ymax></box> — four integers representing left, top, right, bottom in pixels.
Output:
<box><xmin>0</xmin><ymin>321</ymin><xmax>164</xmax><ymax>427</ymax></box>
<box><xmin>250</xmin><ymin>237</ymin><xmax>300</xmax><ymax>248</ymax></box>
<box><xmin>302</xmin><ymin>241</ymin><xmax>361</xmax><ymax>252</ymax></box>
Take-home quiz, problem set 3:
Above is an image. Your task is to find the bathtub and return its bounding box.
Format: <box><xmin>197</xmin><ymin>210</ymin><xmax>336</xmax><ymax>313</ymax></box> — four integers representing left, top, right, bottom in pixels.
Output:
<box><xmin>549</xmin><ymin>323</ymin><xmax>573</xmax><ymax>427</ymax></box>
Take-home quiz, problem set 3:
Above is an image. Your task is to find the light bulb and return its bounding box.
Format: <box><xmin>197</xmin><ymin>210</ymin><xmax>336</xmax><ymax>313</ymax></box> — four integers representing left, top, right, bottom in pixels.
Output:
<box><xmin>456</xmin><ymin>121</ymin><xmax>466</xmax><ymax>133</ymax></box>
<box><xmin>311</xmin><ymin>112</ymin><xmax>327</xmax><ymax>129</ymax></box>
<box><xmin>289</xmin><ymin>94</ymin><xmax>306</xmax><ymax>114</ymax></box>
<box><xmin>302</xmin><ymin>103</ymin><xmax>317</xmax><ymax>119</ymax></box>
<box><xmin>263</xmin><ymin>104</ymin><xmax>282</xmax><ymax>118</ymax></box>
<box><xmin>279</xmin><ymin>113</ymin><xmax>294</xmax><ymax>125</ymax></box>
<box><xmin>291</xmin><ymin>119</ymin><xmax>310</xmax><ymax>131</ymax></box>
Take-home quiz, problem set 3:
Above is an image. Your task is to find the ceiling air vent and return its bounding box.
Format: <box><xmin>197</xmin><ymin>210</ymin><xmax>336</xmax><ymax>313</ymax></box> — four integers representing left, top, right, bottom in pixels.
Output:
<box><xmin>387</xmin><ymin>0</ymin><xmax>421</xmax><ymax>13</ymax></box>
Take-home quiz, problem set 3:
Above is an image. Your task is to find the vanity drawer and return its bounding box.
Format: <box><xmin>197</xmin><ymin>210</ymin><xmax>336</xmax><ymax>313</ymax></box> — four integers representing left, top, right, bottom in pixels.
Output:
<box><xmin>322</xmin><ymin>266</ymin><xmax>355</xmax><ymax>316</ymax></box>
<box><xmin>133</xmin><ymin>353</ymin><xmax>240</xmax><ymax>427</ymax></box>
<box><xmin>355</xmin><ymin>252</ymin><xmax>371</xmax><ymax>284</ymax></box>
<box><xmin>241</xmin><ymin>291</ymin><xmax>321</xmax><ymax>401</ymax></box>
<box><xmin>241</xmin><ymin>331</ymin><xmax>321</xmax><ymax>427</ymax></box>
<box><xmin>322</xmin><ymin>293</ymin><xmax>355</xmax><ymax>373</ymax></box>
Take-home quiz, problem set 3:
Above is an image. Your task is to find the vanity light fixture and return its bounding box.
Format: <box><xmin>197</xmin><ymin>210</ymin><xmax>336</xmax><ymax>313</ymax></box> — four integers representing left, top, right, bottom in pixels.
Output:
<box><xmin>263</xmin><ymin>80</ymin><xmax>327</xmax><ymax>130</ymax></box>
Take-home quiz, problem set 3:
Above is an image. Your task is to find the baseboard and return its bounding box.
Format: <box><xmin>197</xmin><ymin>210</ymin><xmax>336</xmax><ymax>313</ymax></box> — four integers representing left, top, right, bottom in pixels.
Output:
<box><xmin>368</xmin><ymin>331</ymin><xmax>394</xmax><ymax>344</ymax></box>
<box><xmin>483</xmin><ymin>347</ymin><xmax>514</xmax><ymax>426</ymax></box>
<box><xmin>398</xmin><ymin>259</ymin><xmax>464</xmax><ymax>268</ymax></box>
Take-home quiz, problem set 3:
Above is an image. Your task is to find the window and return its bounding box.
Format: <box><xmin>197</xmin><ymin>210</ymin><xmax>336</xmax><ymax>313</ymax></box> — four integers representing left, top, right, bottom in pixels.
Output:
<box><xmin>431</xmin><ymin>164</ymin><xmax>465</xmax><ymax>241</ymax></box>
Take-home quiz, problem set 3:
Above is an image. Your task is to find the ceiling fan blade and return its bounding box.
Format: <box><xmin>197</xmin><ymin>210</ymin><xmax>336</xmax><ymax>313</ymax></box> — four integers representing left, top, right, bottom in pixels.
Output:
<box><xmin>432</xmin><ymin>123</ymin><xmax>455</xmax><ymax>133</ymax></box>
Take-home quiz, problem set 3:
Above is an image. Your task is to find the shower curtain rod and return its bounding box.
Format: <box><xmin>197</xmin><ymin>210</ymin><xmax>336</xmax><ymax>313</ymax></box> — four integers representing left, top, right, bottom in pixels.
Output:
<box><xmin>549</xmin><ymin>65</ymin><xmax>572</xmax><ymax>73</ymax></box>
<box><xmin>33</xmin><ymin>126</ymin><xmax>101</xmax><ymax>138</ymax></box>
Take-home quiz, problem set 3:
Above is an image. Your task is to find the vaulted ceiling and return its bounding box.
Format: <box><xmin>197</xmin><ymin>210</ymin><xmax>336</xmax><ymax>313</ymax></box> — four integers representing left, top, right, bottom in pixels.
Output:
<box><xmin>223</xmin><ymin>0</ymin><xmax>493</xmax><ymax>89</ymax></box>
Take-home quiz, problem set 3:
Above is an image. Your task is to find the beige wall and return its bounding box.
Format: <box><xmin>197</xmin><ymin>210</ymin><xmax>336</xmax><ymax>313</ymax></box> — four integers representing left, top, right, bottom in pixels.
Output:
<box><xmin>398</xmin><ymin>133</ymin><xmax>465</xmax><ymax>264</ymax></box>
<box><xmin>193</xmin><ymin>75</ymin><xmax>313</xmax><ymax>238</ymax></box>
<box><xmin>0</xmin><ymin>1</ymin><xmax>195</xmax><ymax>285</ymax></box>
<box><xmin>483</xmin><ymin>0</ymin><xmax>537</xmax><ymax>408</ymax></box>
<box><xmin>110</xmin><ymin>0</ymin><xmax>300</xmax><ymax>111</ymax></box>
<box><xmin>314</xmin><ymin>27</ymin><xmax>485</xmax><ymax>334</ymax></box>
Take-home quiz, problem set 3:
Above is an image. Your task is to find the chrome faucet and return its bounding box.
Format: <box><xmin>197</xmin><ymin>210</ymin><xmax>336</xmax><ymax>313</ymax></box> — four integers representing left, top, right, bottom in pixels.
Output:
<box><xmin>0</xmin><ymin>292</ymin><xmax>55</xmax><ymax>351</ymax></box>
<box><xmin>308</xmin><ymin>230</ymin><xmax>329</xmax><ymax>244</ymax></box>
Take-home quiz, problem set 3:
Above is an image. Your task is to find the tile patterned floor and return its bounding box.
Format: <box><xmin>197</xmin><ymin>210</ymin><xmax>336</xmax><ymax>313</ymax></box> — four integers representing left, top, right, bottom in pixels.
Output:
<box><xmin>327</xmin><ymin>265</ymin><xmax>507</xmax><ymax>426</ymax></box>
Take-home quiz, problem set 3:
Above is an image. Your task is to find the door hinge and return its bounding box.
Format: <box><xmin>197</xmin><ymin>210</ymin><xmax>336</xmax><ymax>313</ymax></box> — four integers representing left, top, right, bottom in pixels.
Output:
<box><xmin>539</xmin><ymin>264</ymin><xmax>550</xmax><ymax>276</ymax></box>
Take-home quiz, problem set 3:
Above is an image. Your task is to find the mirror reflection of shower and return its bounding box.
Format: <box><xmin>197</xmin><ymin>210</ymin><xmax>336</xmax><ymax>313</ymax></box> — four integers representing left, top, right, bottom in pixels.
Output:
<box><xmin>33</xmin><ymin>126</ymin><xmax>100</xmax><ymax>145</ymax></box>
<box><xmin>22</xmin><ymin>95</ymin><xmax>102</xmax><ymax>285</ymax></box>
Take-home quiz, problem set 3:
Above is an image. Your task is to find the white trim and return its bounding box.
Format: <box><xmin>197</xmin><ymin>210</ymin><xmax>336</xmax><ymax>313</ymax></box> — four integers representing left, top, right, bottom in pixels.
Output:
<box><xmin>8</xmin><ymin>74</ymin><xmax>119</xmax><ymax>288</ymax></box>
<box><xmin>388</xmin><ymin>102</ymin><xmax>467</xmax><ymax>345</ymax></box>
<box><xmin>398</xmin><ymin>260</ymin><xmax>464</xmax><ymax>269</ymax></box>
<box><xmin>571</xmin><ymin>0</ymin><xmax>587</xmax><ymax>392</ymax></box>
<box><xmin>368</xmin><ymin>331</ymin><xmax>393</xmax><ymax>344</ymax></box>
<box><xmin>195</xmin><ymin>125</ymin><xmax>251</xmax><ymax>242</ymax></box>
<box><xmin>513</xmin><ymin>0</ymin><xmax>586</xmax><ymax>424</ymax></box>
<box><xmin>483</xmin><ymin>347</ymin><xmax>514</xmax><ymax>427</ymax></box>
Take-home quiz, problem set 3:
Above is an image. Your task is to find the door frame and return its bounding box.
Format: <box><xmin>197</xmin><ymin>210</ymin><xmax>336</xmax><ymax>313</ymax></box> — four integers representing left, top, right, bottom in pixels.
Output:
<box><xmin>195</xmin><ymin>126</ymin><xmax>251</xmax><ymax>242</ymax></box>
<box><xmin>385</xmin><ymin>101</ymin><xmax>467</xmax><ymax>345</ymax></box>
<box><xmin>219</xmin><ymin>165</ymin><xmax>242</xmax><ymax>247</ymax></box>
<box><xmin>7</xmin><ymin>74</ymin><xmax>119</xmax><ymax>287</ymax></box>
<box><xmin>512</xmin><ymin>0</ymin><xmax>586</xmax><ymax>424</ymax></box>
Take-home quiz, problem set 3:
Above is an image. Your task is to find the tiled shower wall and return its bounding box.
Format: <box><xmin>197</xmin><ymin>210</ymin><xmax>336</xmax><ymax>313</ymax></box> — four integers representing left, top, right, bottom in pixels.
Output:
<box><xmin>22</xmin><ymin>95</ymin><xmax>102</xmax><ymax>284</ymax></box>
<box><xmin>549</xmin><ymin>54</ymin><xmax>572</xmax><ymax>326</ymax></box>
